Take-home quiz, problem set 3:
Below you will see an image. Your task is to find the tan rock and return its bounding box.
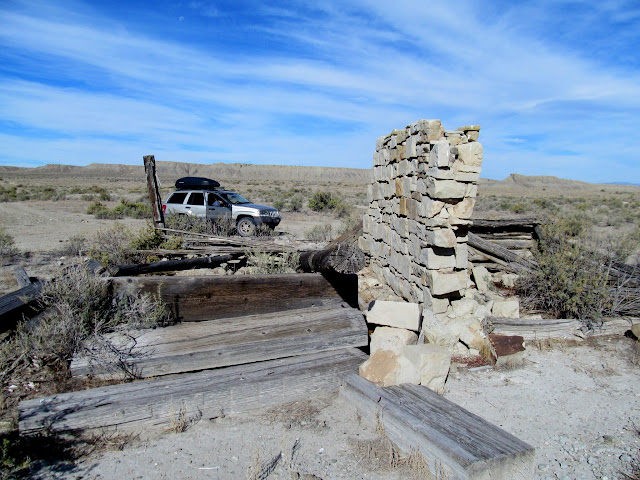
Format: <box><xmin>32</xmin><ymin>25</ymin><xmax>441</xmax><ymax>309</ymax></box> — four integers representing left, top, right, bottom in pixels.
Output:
<box><xmin>402</xmin><ymin>344</ymin><xmax>451</xmax><ymax>394</ymax></box>
<box><xmin>492</xmin><ymin>297</ymin><xmax>520</xmax><ymax>318</ymax></box>
<box><xmin>423</xmin><ymin>270</ymin><xmax>466</xmax><ymax>295</ymax></box>
<box><xmin>424</xmin><ymin>228</ymin><xmax>457</xmax><ymax>248</ymax></box>
<box><xmin>425</xmin><ymin>178</ymin><xmax>467</xmax><ymax>199</ymax></box>
<box><xmin>419</xmin><ymin>247</ymin><xmax>457</xmax><ymax>270</ymax></box>
<box><xmin>429</xmin><ymin>140</ymin><xmax>451</xmax><ymax>168</ymax></box>
<box><xmin>472</xmin><ymin>266</ymin><xmax>491</xmax><ymax>293</ymax></box>
<box><xmin>359</xmin><ymin>350</ymin><xmax>419</xmax><ymax>387</ymax></box>
<box><xmin>456</xmin><ymin>142</ymin><xmax>483</xmax><ymax>167</ymax></box>
<box><xmin>370</xmin><ymin>326</ymin><xmax>418</xmax><ymax>355</ymax></box>
<box><xmin>367</xmin><ymin>300</ymin><xmax>422</xmax><ymax>331</ymax></box>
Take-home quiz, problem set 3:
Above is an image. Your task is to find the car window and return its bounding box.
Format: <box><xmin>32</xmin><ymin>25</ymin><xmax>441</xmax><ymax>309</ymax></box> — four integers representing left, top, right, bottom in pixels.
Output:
<box><xmin>187</xmin><ymin>192</ymin><xmax>204</xmax><ymax>206</ymax></box>
<box><xmin>167</xmin><ymin>192</ymin><xmax>188</xmax><ymax>204</ymax></box>
<box><xmin>221</xmin><ymin>192</ymin><xmax>250</xmax><ymax>204</ymax></box>
<box><xmin>207</xmin><ymin>193</ymin><xmax>224</xmax><ymax>206</ymax></box>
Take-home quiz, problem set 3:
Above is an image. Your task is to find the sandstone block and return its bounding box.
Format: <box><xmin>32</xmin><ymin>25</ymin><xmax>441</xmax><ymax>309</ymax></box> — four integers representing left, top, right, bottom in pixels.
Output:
<box><xmin>459</xmin><ymin>325</ymin><xmax>488</xmax><ymax>351</ymax></box>
<box><xmin>421</xmin><ymin>310</ymin><xmax>461</xmax><ymax>347</ymax></box>
<box><xmin>472</xmin><ymin>266</ymin><xmax>491</xmax><ymax>293</ymax></box>
<box><xmin>370</xmin><ymin>326</ymin><xmax>418</xmax><ymax>355</ymax></box>
<box><xmin>457</xmin><ymin>125</ymin><xmax>481</xmax><ymax>133</ymax></box>
<box><xmin>418</xmin><ymin>197</ymin><xmax>445</xmax><ymax>218</ymax></box>
<box><xmin>465</xmin><ymin>183</ymin><xmax>478</xmax><ymax>198</ymax></box>
<box><xmin>423</xmin><ymin>270</ymin><xmax>466</xmax><ymax>295</ymax></box>
<box><xmin>456</xmin><ymin>142</ymin><xmax>483</xmax><ymax>167</ymax></box>
<box><xmin>359</xmin><ymin>350</ymin><xmax>419</xmax><ymax>387</ymax></box>
<box><xmin>492</xmin><ymin>297</ymin><xmax>520</xmax><ymax>318</ymax></box>
<box><xmin>402</xmin><ymin>344</ymin><xmax>451</xmax><ymax>394</ymax></box>
<box><xmin>451</xmin><ymin>298</ymin><xmax>478</xmax><ymax>317</ymax></box>
<box><xmin>429</xmin><ymin>140</ymin><xmax>451</xmax><ymax>168</ymax></box>
<box><xmin>424</xmin><ymin>228</ymin><xmax>456</xmax><ymax>248</ymax></box>
<box><xmin>449</xmin><ymin>197</ymin><xmax>476</xmax><ymax>219</ymax></box>
<box><xmin>367</xmin><ymin>300</ymin><xmax>422</xmax><ymax>331</ymax></box>
<box><xmin>425</xmin><ymin>178</ymin><xmax>467</xmax><ymax>199</ymax></box>
<box><xmin>444</xmin><ymin>130</ymin><xmax>467</xmax><ymax>146</ymax></box>
<box><xmin>409</xmin><ymin>119</ymin><xmax>444</xmax><ymax>141</ymax></box>
<box><xmin>419</xmin><ymin>247</ymin><xmax>456</xmax><ymax>270</ymax></box>
<box><xmin>423</xmin><ymin>289</ymin><xmax>450</xmax><ymax>314</ymax></box>
<box><xmin>454</xmin><ymin>243</ymin><xmax>468</xmax><ymax>269</ymax></box>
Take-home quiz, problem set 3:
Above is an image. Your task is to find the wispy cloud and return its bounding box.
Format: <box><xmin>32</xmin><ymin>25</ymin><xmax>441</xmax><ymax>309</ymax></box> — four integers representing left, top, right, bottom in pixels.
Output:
<box><xmin>0</xmin><ymin>0</ymin><xmax>639</xmax><ymax>182</ymax></box>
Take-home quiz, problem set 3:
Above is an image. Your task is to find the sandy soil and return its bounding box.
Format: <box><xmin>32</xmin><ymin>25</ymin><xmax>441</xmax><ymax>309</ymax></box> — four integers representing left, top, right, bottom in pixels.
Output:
<box><xmin>27</xmin><ymin>337</ymin><xmax>639</xmax><ymax>480</ymax></box>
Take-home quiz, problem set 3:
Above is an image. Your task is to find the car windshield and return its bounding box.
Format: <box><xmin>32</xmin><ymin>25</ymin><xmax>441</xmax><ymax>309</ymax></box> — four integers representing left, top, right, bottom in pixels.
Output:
<box><xmin>220</xmin><ymin>192</ymin><xmax>250</xmax><ymax>204</ymax></box>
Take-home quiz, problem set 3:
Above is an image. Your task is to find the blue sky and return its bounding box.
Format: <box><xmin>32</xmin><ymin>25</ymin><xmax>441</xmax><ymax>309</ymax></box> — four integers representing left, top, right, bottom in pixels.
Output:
<box><xmin>1</xmin><ymin>0</ymin><xmax>639</xmax><ymax>183</ymax></box>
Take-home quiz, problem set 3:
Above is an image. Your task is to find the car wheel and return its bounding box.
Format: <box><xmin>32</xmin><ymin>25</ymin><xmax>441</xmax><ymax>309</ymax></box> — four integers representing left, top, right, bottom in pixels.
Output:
<box><xmin>236</xmin><ymin>217</ymin><xmax>257</xmax><ymax>237</ymax></box>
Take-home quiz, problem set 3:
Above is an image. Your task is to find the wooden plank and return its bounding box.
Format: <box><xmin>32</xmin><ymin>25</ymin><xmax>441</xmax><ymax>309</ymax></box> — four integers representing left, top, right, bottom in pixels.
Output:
<box><xmin>486</xmin><ymin>316</ymin><xmax>635</xmax><ymax>340</ymax></box>
<box><xmin>143</xmin><ymin>155</ymin><xmax>165</xmax><ymax>229</ymax></box>
<box><xmin>0</xmin><ymin>281</ymin><xmax>43</xmax><ymax>332</ymax></box>
<box><xmin>71</xmin><ymin>304</ymin><xmax>368</xmax><ymax>378</ymax></box>
<box><xmin>113</xmin><ymin>254</ymin><xmax>240</xmax><ymax>276</ymax></box>
<box><xmin>110</xmin><ymin>273</ymin><xmax>344</xmax><ymax>322</ymax></box>
<box><xmin>468</xmin><ymin>233</ymin><xmax>537</xmax><ymax>272</ymax></box>
<box><xmin>341</xmin><ymin>374</ymin><xmax>535</xmax><ymax>480</ymax></box>
<box><xmin>20</xmin><ymin>348</ymin><xmax>367</xmax><ymax>435</ymax></box>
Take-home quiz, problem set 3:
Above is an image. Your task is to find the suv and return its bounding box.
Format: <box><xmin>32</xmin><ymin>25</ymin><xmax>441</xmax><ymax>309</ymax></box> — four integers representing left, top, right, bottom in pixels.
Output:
<box><xmin>162</xmin><ymin>177</ymin><xmax>281</xmax><ymax>236</ymax></box>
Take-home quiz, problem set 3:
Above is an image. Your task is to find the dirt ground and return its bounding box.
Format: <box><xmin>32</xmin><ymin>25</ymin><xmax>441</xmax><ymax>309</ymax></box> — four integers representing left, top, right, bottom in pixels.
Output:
<box><xmin>1</xmin><ymin>194</ymin><xmax>639</xmax><ymax>480</ymax></box>
<box><xmin>26</xmin><ymin>336</ymin><xmax>640</xmax><ymax>480</ymax></box>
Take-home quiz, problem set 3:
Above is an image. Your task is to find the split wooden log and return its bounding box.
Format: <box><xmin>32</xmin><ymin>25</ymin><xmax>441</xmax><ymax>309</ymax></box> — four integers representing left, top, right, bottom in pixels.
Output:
<box><xmin>468</xmin><ymin>233</ymin><xmax>537</xmax><ymax>273</ymax></box>
<box><xmin>298</xmin><ymin>242</ymin><xmax>366</xmax><ymax>275</ymax></box>
<box><xmin>484</xmin><ymin>316</ymin><xmax>634</xmax><ymax>340</ymax></box>
<box><xmin>71</xmin><ymin>303</ymin><xmax>368</xmax><ymax>379</ymax></box>
<box><xmin>341</xmin><ymin>374</ymin><xmax>535</xmax><ymax>480</ymax></box>
<box><xmin>0</xmin><ymin>282</ymin><xmax>43</xmax><ymax>332</ymax></box>
<box><xmin>20</xmin><ymin>348</ymin><xmax>367</xmax><ymax>435</ymax></box>
<box><xmin>110</xmin><ymin>273</ymin><xmax>345</xmax><ymax>322</ymax></box>
<box><xmin>113</xmin><ymin>254</ymin><xmax>241</xmax><ymax>276</ymax></box>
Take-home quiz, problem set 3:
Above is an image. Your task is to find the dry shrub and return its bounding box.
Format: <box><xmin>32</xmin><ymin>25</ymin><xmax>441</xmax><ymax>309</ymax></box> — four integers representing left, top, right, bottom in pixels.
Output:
<box><xmin>245</xmin><ymin>249</ymin><xmax>299</xmax><ymax>274</ymax></box>
<box><xmin>517</xmin><ymin>219</ymin><xmax>612</xmax><ymax>326</ymax></box>
<box><xmin>0</xmin><ymin>226</ymin><xmax>17</xmax><ymax>258</ymax></box>
<box><xmin>0</xmin><ymin>263</ymin><xmax>173</xmax><ymax>421</ymax></box>
<box><xmin>305</xmin><ymin>223</ymin><xmax>333</xmax><ymax>242</ymax></box>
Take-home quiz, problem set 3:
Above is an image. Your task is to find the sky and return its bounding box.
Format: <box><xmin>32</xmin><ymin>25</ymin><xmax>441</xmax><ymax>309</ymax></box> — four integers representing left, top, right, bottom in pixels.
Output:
<box><xmin>1</xmin><ymin>0</ymin><xmax>639</xmax><ymax>183</ymax></box>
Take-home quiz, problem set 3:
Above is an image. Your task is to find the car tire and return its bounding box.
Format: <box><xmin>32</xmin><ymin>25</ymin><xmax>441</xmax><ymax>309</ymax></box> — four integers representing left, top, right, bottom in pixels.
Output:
<box><xmin>236</xmin><ymin>217</ymin><xmax>256</xmax><ymax>237</ymax></box>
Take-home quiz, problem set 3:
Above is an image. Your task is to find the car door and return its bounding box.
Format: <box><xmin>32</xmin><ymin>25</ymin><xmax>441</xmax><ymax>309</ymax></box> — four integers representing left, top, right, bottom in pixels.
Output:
<box><xmin>206</xmin><ymin>192</ymin><xmax>232</xmax><ymax>221</ymax></box>
<box><xmin>185</xmin><ymin>192</ymin><xmax>206</xmax><ymax>217</ymax></box>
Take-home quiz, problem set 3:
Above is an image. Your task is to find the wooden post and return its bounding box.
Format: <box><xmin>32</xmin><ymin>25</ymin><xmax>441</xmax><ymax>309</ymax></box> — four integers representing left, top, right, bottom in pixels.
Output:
<box><xmin>143</xmin><ymin>155</ymin><xmax>165</xmax><ymax>229</ymax></box>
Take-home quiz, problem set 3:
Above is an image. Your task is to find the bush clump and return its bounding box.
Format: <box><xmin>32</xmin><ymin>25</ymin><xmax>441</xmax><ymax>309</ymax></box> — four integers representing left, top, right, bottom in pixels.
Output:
<box><xmin>86</xmin><ymin>200</ymin><xmax>152</xmax><ymax>219</ymax></box>
<box><xmin>517</xmin><ymin>219</ymin><xmax>611</xmax><ymax>325</ymax></box>
<box><xmin>308</xmin><ymin>191</ymin><xmax>351</xmax><ymax>217</ymax></box>
<box><xmin>0</xmin><ymin>264</ymin><xmax>173</xmax><ymax>423</ymax></box>
<box><xmin>0</xmin><ymin>226</ymin><xmax>17</xmax><ymax>257</ymax></box>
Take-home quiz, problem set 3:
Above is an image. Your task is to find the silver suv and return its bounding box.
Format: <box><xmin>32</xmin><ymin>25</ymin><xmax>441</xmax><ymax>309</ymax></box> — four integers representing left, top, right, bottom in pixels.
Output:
<box><xmin>162</xmin><ymin>177</ymin><xmax>281</xmax><ymax>236</ymax></box>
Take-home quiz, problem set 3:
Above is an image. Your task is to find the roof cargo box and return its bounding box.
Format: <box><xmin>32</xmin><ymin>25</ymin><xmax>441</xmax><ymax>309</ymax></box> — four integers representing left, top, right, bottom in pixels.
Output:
<box><xmin>175</xmin><ymin>177</ymin><xmax>221</xmax><ymax>190</ymax></box>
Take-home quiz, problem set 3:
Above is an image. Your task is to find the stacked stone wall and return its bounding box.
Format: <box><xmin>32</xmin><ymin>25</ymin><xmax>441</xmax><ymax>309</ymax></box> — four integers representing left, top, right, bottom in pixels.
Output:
<box><xmin>359</xmin><ymin>119</ymin><xmax>482</xmax><ymax>315</ymax></box>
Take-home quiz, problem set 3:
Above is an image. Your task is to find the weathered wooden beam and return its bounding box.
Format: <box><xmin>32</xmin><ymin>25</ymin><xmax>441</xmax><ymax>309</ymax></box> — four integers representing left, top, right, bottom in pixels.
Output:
<box><xmin>468</xmin><ymin>233</ymin><xmax>537</xmax><ymax>272</ymax></box>
<box><xmin>485</xmin><ymin>316</ymin><xmax>634</xmax><ymax>340</ymax></box>
<box><xmin>20</xmin><ymin>348</ymin><xmax>367</xmax><ymax>435</ymax></box>
<box><xmin>341</xmin><ymin>374</ymin><xmax>535</xmax><ymax>480</ymax></box>
<box><xmin>470</xmin><ymin>217</ymin><xmax>539</xmax><ymax>232</ymax></box>
<box><xmin>113</xmin><ymin>254</ymin><xmax>241</xmax><ymax>276</ymax></box>
<box><xmin>0</xmin><ymin>282</ymin><xmax>43</xmax><ymax>332</ymax></box>
<box><xmin>110</xmin><ymin>273</ymin><xmax>344</xmax><ymax>322</ymax></box>
<box><xmin>143</xmin><ymin>154</ymin><xmax>165</xmax><ymax>229</ymax></box>
<box><xmin>71</xmin><ymin>304</ymin><xmax>368</xmax><ymax>378</ymax></box>
<box><xmin>298</xmin><ymin>242</ymin><xmax>366</xmax><ymax>275</ymax></box>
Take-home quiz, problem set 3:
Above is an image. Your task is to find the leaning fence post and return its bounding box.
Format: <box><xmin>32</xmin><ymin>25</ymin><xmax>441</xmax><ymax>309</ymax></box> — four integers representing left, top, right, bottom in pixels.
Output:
<box><xmin>143</xmin><ymin>154</ymin><xmax>165</xmax><ymax>229</ymax></box>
